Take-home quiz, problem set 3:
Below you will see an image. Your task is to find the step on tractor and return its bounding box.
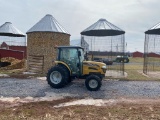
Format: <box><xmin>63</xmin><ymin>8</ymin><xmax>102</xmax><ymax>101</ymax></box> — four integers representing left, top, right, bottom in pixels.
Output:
<box><xmin>47</xmin><ymin>46</ymin><xmax>107</xmax><ymax>91</ymax></box>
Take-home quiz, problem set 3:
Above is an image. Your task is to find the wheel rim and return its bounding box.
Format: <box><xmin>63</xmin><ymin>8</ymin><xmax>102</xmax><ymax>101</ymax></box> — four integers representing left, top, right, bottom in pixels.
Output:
<box><xmin>89</xmin><ymin>79</ymin><xmax>98</xmax><ymax>89</ymax></box>
<box><xmin>50</xmin><ymin>71</ymin><xmax>62</xmax><ymax>84</ymax></box>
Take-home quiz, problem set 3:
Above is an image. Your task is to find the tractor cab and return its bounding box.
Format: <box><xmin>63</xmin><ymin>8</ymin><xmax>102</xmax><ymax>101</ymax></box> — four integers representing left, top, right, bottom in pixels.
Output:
<box><xmin>57</xmin><ymin>46</ymin><xmax>84</xmax><ymax>76</ymax></box>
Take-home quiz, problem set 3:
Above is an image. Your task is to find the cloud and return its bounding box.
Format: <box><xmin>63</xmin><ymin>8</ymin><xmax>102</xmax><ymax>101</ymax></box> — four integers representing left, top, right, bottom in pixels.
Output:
<box><xmin>0</xmin><ymin>0</ymin><xmax>160</xmax><ymax>52</ymax></box>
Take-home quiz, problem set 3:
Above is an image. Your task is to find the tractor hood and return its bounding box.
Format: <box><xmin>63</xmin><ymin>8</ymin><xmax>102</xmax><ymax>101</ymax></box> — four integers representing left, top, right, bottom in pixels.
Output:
<box><xmin>83</xmin><ymin>61</ymin><xmax>107</xmax><ymax>75</ymax></box>
<box><xmin>83</xmin><ymin>61</ymin><xmax>106</xmax><ymax>67</ymax></box>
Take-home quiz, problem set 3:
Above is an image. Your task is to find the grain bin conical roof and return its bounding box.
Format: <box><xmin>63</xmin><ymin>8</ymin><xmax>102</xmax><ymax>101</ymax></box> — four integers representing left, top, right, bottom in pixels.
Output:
<box><xmin>145</xmin><ymin>22</ymin><xmax>160</xmax><ymax>35</ymax></box>
<box><xmin>0</xmin><ymin>22</ymin><xmax>25</xmax><ymax>37</ymax></box>
<box><xmin>27</xmin><ymin>14</ymin><xmax>70</xmax><ymax>35</ymax></box>
<box><xmin>81</xmin><ymin>18</ymin><xmax>125</xmax><ymax>36</ymax></box>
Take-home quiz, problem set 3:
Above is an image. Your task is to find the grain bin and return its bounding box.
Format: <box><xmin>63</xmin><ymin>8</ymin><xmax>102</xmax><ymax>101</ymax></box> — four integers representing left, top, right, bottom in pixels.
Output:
<box><xmin>81</xmin><ymin>18</ymin><xmax>125</xmax><ymax>77</ymax></box>
<box><xmin>26</xmin><ymin>14</ymin><xmax>70</xmax><ymax>73</ymax></box>
<box><xmin>143</xmin><ymin>22</ymin><xmax>160</xmax><ymax>75</ymax></box>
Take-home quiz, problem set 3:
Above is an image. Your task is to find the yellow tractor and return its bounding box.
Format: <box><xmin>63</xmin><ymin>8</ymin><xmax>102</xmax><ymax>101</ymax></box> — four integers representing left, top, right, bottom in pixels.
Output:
<box><xmin>47</xmin><ymin>46</ymin><xmax>107</xmax><ymax>91</ymax></box>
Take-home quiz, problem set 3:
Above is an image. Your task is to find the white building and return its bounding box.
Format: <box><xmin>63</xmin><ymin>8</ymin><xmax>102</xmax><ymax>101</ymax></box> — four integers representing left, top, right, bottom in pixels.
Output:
<box><xmin>70</xmin><ymin>37</ymin><xmax>89</xmax><ymax>54</ymax></box>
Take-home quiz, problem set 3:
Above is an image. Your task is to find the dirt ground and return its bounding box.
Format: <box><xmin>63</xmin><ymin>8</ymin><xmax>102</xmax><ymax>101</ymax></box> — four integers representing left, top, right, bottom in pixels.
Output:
<box><xmin>0</xmin><ymin>98</ymin><xmax>160</xmax><ymax>119</ymax></box>
<box><xmin>1</xmin><ymin>58</ymin><xmax>160</xmax><ymax>119</ymax></box>
<box><xmin>147</xmin><ymin>71</ymin><xmax>160</xmax><ymax>79</ymax></box>
<box><xmin>138</xmin><ymin>70</ymin><xmax>160</xmax><ymax>79</ymax></box>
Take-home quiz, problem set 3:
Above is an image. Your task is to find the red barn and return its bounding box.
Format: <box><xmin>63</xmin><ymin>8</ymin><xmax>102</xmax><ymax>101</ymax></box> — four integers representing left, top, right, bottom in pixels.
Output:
<box><xmin>0</xmin><ymin>42</ymin><xmax>26</xmax><ymax>60</ymax></box>
<box><xmin>0</xmin><ymin>49</ymin><xmax>24</xmax><ymax>60</ymax></box>
<box><xmin>9</xmin><ymin>46</ymin><xmax>27</xmax><ymax>58</ymax></box>
<box><xmin>148</xmin><ymin>52</ymin><xmax>160</xmax><ymax>58</ymax></box>
<box><xmin>132</xmin><ymin>51</ymin><xmax>143</xmax><ymax>57</ymax></box>
<box><xmin>0</xmin><ymin>42</ymin><xmax>9</xmax><ymax>49</ymax></box>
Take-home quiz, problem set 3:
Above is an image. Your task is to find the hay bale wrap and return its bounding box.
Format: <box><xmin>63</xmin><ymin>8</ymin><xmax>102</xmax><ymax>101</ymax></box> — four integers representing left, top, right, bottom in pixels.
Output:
<box><xmin>27</xmin><ymin>32</ymin><xmax>70</xmax><ymax>73</ymax></box>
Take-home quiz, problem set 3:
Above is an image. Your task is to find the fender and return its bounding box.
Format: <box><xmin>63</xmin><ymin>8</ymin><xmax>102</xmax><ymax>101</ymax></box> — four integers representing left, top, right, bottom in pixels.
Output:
<box><xmin>55</xmin><ymin>61</ymin><xmax>72</xmax><ymax>75</ymax></box>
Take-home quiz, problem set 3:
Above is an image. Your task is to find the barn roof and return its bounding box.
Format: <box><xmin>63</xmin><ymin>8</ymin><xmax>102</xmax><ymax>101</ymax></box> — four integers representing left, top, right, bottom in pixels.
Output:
<box><xmin>0</xmin><ymin>22</ymin><xmax>25</xmax><ymax>37</ymax></box>
<box><xmin>81</xmin><ymin>18</ymin><xmax>125</xmax><ymax>36</ymax></box>
<box><xmin>27</xmin><ymin>14</ymin><xmax>70</xmax><ymax>35</ymax></box>
<box><xmin>145</xmin><ymin>22</ymin><xmax>160</xmax><ymax>35</ymax></box>
<box><xmin>1</xmin><ymin>42</ymin><xmax>8</xmax><ymax>47</ymax></box>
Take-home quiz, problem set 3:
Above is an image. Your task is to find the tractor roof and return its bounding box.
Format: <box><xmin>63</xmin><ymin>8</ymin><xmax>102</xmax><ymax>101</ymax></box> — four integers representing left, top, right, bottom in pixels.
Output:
<box><xmin>57</xmin><ymin>46</ymin><xmax>83</xmax><ymax>49</ymax></box>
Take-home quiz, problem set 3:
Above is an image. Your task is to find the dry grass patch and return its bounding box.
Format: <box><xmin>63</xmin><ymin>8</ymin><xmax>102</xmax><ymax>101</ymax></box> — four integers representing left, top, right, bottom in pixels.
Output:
<box><xmin>1</xmin><ymin>98</ymin><xmax>160</xmax><ymax>119</ymax></box>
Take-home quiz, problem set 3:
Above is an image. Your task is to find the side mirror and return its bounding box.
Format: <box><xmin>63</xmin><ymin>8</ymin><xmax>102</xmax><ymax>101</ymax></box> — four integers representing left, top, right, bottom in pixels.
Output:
<box><xmin>84</xmin><ymin>52</ymin><xmax>88</xmax><ymax>61</ymax></box>
<box><xmin>78</xmin><ymin>51</ymin><xmax>81</xmax><ymax>56</ymax></box>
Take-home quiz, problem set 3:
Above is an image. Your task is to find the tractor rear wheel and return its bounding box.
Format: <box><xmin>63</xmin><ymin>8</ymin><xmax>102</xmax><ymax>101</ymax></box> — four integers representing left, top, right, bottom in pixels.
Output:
<box><xmin>47</xmin><ymin>65</ymin><xmax>69</xmax><ymax>88</ymax></box>
<box><xmin>85</xmin><ymin>75</ymin><xmax>102</xmax><ymax>91</ymax></box>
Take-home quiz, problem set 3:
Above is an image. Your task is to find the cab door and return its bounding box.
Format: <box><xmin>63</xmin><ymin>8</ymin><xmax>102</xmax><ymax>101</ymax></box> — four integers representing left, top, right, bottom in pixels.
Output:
<box><xmin>59</xmin><ymin>48</ymin><xmax>81</xmax><ymax>76</ymax></box>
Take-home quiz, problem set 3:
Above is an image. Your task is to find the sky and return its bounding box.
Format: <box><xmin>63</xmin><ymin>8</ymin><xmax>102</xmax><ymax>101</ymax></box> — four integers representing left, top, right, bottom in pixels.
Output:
<box><xmin>0</xmin><ymin>0</ymin><xmax>160</xmax><ymax>52</ymax></box>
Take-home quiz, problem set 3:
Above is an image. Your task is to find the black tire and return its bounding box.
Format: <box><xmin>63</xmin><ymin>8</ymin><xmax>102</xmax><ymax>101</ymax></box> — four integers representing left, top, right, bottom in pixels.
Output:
<box><xmin>85</xmin><ymin>75</ymin><xmax>102</xmax><ymax>91</ymax></box>
<box><xmin>59</xmin><ymin>64</ymin><xmax>72</xmax><ymax>83</ymax></box>
<box><xmin>124</xmin><ymin>58</ymin><xmax>129</xmax><ymax>63</ymax></box>
<box><xmin>116</xmin><ymin>58</ymin><xmax>120</xmax><ymax>63</ymax></box>
<box><xmin>47</xmin><ymin>65</ymin><xmax>69</xmax><ymax>88</ymax></box>
<box><xmin>67</xmin><ymin>77</ymin><xmax>73</xmax><ymax>83</ymax></box>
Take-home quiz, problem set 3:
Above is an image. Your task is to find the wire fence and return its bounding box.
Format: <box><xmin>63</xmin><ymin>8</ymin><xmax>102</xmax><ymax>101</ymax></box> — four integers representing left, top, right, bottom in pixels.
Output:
<box><xmin>81</xmin><ymin>34</ymin><xmax>125</xmax><ymax>78</ymax></box>
<box><xmin>0</xmin><ymin>36</ymin><xmax>26</xmax><ymax>46</ymax></box>
<box><xmin>81</xmin><ymin>34</ymin><xmax>160</xmax><ymax>80</ymax></box>
<box><xmin>144</xmin><ymin>34</ymin><xmax>160</xmax><ymax>77</ymax></box>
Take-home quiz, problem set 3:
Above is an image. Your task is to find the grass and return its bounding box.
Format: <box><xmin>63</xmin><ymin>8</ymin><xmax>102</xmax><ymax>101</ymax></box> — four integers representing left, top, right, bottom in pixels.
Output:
<box><xmin>124</xmin><ymin>70</ymin><xmax>151</xmax><ymax>80</ymax></box>
<box><xmin>106</xmin><ymin>57</ymin><xmax>160</xmax><ymax>80</ymax></box>
<box><xmin>124</xmin><ymin>57</ymin><xmax>160</xmax><ymax>80</ymax></box>
<box><xmin>124</xmin><ymin>65</ymin><xmax>160</xmax><ymax>80</ymax></box>
<box><xmin>129</xmin><ymin>57</ymin><xmax>144</xmax><ymax>63</ymax></box>
<box><xmin>124</xmin><ymin>63</ymin><xmax>146</xmax><ymax>80</ymax></box>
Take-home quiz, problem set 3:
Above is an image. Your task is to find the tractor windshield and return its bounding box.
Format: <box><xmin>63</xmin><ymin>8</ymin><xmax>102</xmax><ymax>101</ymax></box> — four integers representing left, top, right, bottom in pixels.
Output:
<box><xmin>58</xmin><ymin>47</ymin><xmax>84</xmax><ymax>75</ymax></box>
<box><xmin>78</xmin><ymin>48</ymin><xmax>84</xmax><ymax>63</ymax></box>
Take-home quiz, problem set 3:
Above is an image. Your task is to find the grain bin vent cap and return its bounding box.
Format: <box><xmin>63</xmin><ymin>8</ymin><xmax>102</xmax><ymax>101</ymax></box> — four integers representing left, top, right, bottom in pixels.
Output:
<box><xmin>145</xmin><ymin>22</ymin><xmax>160</xmax><ymax>35</ymax></box>
<box><xmin>81</xmin><ymin>18</ymin><xmax>125</xmax><ymax>36</ymax></box>
<box><xmin>26</xmin><ymin>14</ymin><xmax>70</xmax><ymax>35</ymax></box>
<box><xmin>0</xmin><ymin>22</ymin><xmax>25</xmax><ymax>37</ymax></box>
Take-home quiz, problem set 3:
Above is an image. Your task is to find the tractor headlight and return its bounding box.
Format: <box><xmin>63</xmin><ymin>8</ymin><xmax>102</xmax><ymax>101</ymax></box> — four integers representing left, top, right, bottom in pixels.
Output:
<box><xmin>102</xmin><ymin>65</ymin><xmax>107</xmax><ymax>69</ymax></box>
<box><xmin>102</xmin><ymin>65</ymin><xmax>107</xmax><ymax>73</ymax></box>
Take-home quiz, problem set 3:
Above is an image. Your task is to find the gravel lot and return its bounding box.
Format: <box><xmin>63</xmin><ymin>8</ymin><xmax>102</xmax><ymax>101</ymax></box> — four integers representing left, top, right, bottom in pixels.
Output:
<box><xmin>0</xmin><ymin>78</ymin><xmax>160</xmax><ymax>100</ymax></box>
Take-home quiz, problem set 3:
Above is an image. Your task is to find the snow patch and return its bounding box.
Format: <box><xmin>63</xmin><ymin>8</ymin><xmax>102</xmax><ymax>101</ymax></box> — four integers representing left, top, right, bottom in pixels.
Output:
<box><xmin>36</xmin><ymin>77</ymin><xmax>46</xmax><ymax>81</ymax></box>
<box><xmin>54</xmin><ymin>99</ymin><xmax>117</xmax><ymax>108</ymax></box>
<box><xmin>0</xmin><ymin>74</ymin><xmax>10</xmax><ymax>77</ymax></box>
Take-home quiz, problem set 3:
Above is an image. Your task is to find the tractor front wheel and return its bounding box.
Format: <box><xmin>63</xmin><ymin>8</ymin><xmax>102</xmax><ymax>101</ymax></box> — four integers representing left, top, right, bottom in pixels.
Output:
<box><xmin>124</xmin><ymin>58</ymin><xmax>129</xmax><ymax>63</ymax></box>
<box><xmin>85</xmin><ymin>75</ymin><xmax>102</xmax><ymax>91</ymax></box>
<box><xmin>47</xmin><ymin>65</ymin><xmax>69</xmax><ymax>88</ymax></box>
